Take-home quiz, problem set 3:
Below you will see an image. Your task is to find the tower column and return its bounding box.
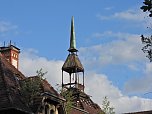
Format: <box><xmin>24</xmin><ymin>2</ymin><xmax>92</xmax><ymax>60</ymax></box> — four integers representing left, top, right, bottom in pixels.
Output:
<box><xmin>83</xmin><ymin>72</ymin><xmax>84</xmax><ymax>92</ymax></box>
<box><xmin>62</xmin><ymin>70</ymin><xmax>63</xmax><ymax>87</ymax></box>
<box><xmin>69</xmin><ymin>73</ymin><xmax>71</xmax><ymax>87</ymax></box>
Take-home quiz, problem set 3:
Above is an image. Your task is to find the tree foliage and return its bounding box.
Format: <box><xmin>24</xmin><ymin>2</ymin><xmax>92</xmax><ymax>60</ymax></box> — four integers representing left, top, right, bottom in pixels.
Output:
<box><xmin>141</xmin><ymin>0</ymin><xmax>152</xmax><ymax>61</ymax></box>
<box><xmin>20</xmin><ymin>68</ymin><xmax>47</xmax><ymax>106</ymax></box>
<box><xmin>141</xmin><ymin>0</ymin><xmax>152</xmax><ymax>17</ymax></box>
<box><xmin>141</xmin><ymin>35</ymin><xmax>152</xmax><ymax>61</ymax></box>
<box><xmin>61</xmin><ymin>89</ymin><xmax>74</xmax><ymax>114</ymax></box>
<box><xmin>101</xmin><ymin>96</ymin><xmax>115</xmax><ymax>114</ymax></box>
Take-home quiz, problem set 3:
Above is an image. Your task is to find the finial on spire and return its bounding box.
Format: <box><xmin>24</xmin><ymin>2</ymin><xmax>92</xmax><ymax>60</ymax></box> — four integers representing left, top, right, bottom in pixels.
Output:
<box><xmin>9</xmin><ymin>40</ymin><xmax>12</xmax><ymax>46</ymax></box>
<box><xmin>68</xmin><ymin>16</ymin><xmax>78</xmax><ymax>52</ymax></box>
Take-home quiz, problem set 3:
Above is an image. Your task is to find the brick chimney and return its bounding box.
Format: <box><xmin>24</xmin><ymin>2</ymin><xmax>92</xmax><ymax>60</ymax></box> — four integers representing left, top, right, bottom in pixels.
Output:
<box><xmin>0</xmin><ymin>41</ymin><xmax>20</xmax><ymax>69</ymax></box>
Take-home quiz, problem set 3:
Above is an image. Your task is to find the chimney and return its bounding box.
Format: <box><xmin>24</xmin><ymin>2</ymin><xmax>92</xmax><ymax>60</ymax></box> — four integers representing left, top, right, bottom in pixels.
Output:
<box><xmin>0</xmin><ymin>41</ymin><xmax>20</xmax><ymax>69</ymax></box>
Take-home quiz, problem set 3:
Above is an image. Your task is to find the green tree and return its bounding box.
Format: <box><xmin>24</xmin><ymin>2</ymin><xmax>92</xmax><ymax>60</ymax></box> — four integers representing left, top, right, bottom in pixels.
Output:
<box><xmin>141</xmin><ymin>35</ymin><xmax>152</xmax><ymax>61</ymax></box>
<box><xmin>20</xmin><ymin>68</ymin><xmax>47</xmax><ymax>106</ymax></box>
<box><xmin>60</xmin><ymin>89</ymin><xmax>74</xmax><ymax>114</ymax></box>
<box><xmin>101</xmin><ymin>96</ymin><xmax>115</xmax><ymax>114</ymax></box>
<box><xmin>55</xmin><ymin>84</ymin><xmax>74</xmax><ymax>114</ymax></box>
<box><xmin>141</xmin><ymin>0</ymin><xmax>152</xmax><ymax>61</ymax></box>
<box><xmin>141</xmin><ymin>0</ymin><xmax>152</xmax><ymax>17</ymax></box>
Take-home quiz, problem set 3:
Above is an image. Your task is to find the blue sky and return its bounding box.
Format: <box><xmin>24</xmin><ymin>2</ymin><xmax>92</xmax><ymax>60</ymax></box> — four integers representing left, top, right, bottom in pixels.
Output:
<box><xmin>0</xmin><ymin>0</ymin><xmax>152</xmax><ymax>113</ymax></box>
<box><xmin>0</xmin><ymin>0</ymin><xmax>144</xmax><ymax>59</ymax></box>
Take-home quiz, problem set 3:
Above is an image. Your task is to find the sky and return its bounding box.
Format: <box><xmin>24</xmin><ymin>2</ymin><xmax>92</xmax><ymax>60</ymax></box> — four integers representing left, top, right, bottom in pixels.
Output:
<box><xmin>0</xmin><ymin>0</ymin><xmax>152</xmax><ymax>113</ymax></box>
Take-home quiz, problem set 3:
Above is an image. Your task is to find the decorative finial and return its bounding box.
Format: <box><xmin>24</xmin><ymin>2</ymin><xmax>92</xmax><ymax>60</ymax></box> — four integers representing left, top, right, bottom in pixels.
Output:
<box><xmin>68</xmin><ymin>16</ymin><xmax>78</xmax><ymax>52</ymax></box>
<box><xmin>9</xmin><ymin>40</ymin><xmax>12</xmax><ymax>46</ymax></box>
<box><xmin>4</xmin><ymin>41</ymin><xmax>5</xmax><ymax>47</ymax></box>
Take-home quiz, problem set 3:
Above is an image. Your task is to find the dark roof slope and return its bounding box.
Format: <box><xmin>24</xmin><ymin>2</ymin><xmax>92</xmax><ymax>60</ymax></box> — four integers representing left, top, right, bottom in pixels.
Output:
<box><xmin>65</xmin><ymin>88</ymin><xmax>103</xmax><ymax>114</ymax></box>
<box><xmin>0</xmin><ymin>54</ymin><xmax>65</xmax><ymax>114</ymax></box>
<box><xmin>0</xmin><ymin>54</ymin><xmax>31</xmax><ymax>113</ymax></box>
<box><xmin>23</xmin><ymin>76</ymin><xmax>63</xmax><ymax>99</ymax></box>
<box><xmin>0</xmin><ymin>54</ymin><xmax>25</xmax><ymax>80</ymax></box>
<box><xmin>42</xmin><ymin>79</ymin><xmax>61</xmax><ymax>97</ymax></box>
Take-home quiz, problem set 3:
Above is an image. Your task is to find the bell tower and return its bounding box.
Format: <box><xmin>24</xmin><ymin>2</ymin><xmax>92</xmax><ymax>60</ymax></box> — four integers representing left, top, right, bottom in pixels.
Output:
<box><xmin>0</xmin><ymin>41</ymin><xmax>20</xmax><ymax>69</ymax></box>
<box><xmin>62</xmin><ymin>16</ymin><xmax>84</xmax><ymax>91</ymax></box>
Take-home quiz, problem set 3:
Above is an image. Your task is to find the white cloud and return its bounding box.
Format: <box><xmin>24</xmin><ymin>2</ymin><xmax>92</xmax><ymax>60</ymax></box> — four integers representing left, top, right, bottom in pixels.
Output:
<box><xmin>85</xmin><ymin>72</ymin><xmax>152</xmax><ymax>114</ymax></box>
<box><xmin>80</xmin><ymin>30</ymin><xmax>152</xmax><ymax>99</ymax></box>
<box><xmin>80</xmin><ymin>32</ymin><xmax>145</xmax><ymax>68</ymax></box>
<box><xmin>0</xmin><ymin>21</ymin><xmax>19</xmax><ymax>38</ymax></box>
<box><xmin>113</xmin><ymin>10</ymin><xmax>144</xmax><ymax>21</ymax></box>
<box><xmin>19</xmin><ymin>49</ymin><xmax>67</xmax><ymax>88</ymax></box>
<box><xmin>85</xmin><ymin>72</ymin><xmax>121</xmax><ymax>100</ymax></box>
<box><xmin>104</xmin><ymin>7</ymin><xmax>114</xmax><ymax>11</ymax></box>
<box><xmin>18</xmin><ymin>49</ymin><xmax>152</xmax><ymax>113</ymax></box>
<box><xmin>124</xmin><ymin>75</ymin><xmax>152</xmax><ymax>95</ymax></box>
<box><xmin>128</xmin><ymin>64</ymin><xmax>139</xmax><ymax>71</ymax></box>
<box><xmin>92</xmin><ymin>31</ymin><xmax>139</xmax><ymax>40</ymax></box>
<box><xmin>97</xmin><ymin>9</ymin><xmax>152</xmax><ymax>29</ymax></box>
<box><xmin>0</xmin><ymin>21</ymin><xmax>18</xmax><ymax>33</ymax></box>
<box><xmin>113</xmin><ymin>96</ymin><xmax>152</xmax><ymax>114</ymax></box>
<box><xmin>145</xmin><ymin>63</ymin><xmax>152</xmax><ymax>75</ymax></box>
<box><xmin>80</xmin><ymin>31</ymin><xmax>152</xmax><ymax>99</ymax></box>
<box><xmin>97</xmin><ymin>9</ymin><xmax>146</xmax><ymax>22</ymax></box>
<box><xmin>124</xmin><ymin>62</ymin><xmax>152</xmax><ymax>95</ymax></box>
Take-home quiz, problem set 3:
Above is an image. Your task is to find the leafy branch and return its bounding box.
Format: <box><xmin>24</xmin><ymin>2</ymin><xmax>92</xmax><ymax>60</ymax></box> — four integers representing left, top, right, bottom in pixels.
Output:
<box><xmin>141</xmin><ymin>0</ymin><xmax>152</xmax><ymax>17</ymax></box>
<box><xmin>141</xmin><ymin>35</ymin><xmax>152</xmax><ymax>61</ymax></box>
<box><xmin>20</xmin><ymin>68</ymin><xmax>47</xmax><ymax>106</ymax></box>
<box><xmin>101</xmin><ymin>96</ymin><xmax>115</xmax><ymax>114</ymax></box>
<box><xmin>61</xmin><ymin>89</ymin><xmax>74</xmax><ymax>114</ymax></box>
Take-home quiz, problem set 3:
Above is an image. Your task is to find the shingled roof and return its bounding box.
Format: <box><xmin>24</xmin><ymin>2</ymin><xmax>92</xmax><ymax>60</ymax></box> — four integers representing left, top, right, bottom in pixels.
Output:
<box><xmin>0</xmin><ymin>54</ymin><xmax>31</xmax><ymax>113</ymax></box>
<box><xmin>62</xmin><ymin>53</ymin><xmax>84</xmax><ymax>73</ymax></box>
<box><xmin>65</xmin><ymin>88</ymin><xmax>103</xmax><ymax>114</ymax></box>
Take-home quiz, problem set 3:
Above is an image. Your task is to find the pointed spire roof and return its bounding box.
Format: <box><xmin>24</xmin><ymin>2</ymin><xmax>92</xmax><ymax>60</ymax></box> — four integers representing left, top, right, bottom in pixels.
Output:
<box><xmin>62</xmin><ymin>53</ymin><xmax>84</xmax><ymax>73</ymax></box>
<box><xmin>62</xmin><ymin>16</ymin><xmax>84</xmax><ymax>73</ymax></box>
<box><xmin>68</xmin><ymin>16</ymin><xmax>78</xmax><ymax>52</ymax></box>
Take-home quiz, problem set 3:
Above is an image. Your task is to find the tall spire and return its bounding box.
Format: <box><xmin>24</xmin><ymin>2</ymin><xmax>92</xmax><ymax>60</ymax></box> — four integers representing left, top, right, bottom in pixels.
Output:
<box><xmin>68</xmin><ymin>16</ymin><xmax>78</xmax><ymax>52</ymax></box>
<box><xmin>62</xmin><ymin>16</ymin><xmax>84</xmax><ymax>91</ymax></box>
